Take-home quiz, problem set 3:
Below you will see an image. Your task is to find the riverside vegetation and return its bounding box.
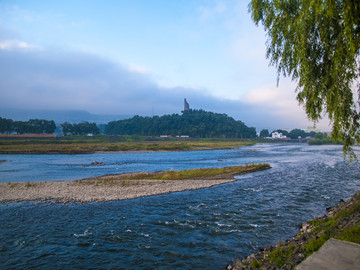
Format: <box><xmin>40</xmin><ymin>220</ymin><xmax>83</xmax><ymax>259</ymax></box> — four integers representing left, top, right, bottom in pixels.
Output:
<box><xmin>1</xmin><ymin>109</ymin><xmax>257</xmax><ymax>138</ymax></box>
<box><xmin>229</xmin><ymin>191</ymin><xmax>360</xmax><ymax>269</ymax></box>
<box><xmin>0</xmin><ymin>135</ymin><xmax>342</xmax><ymax>154</ymax></box>
<box><xmin>0</xmin><ymin>136</ymin><xmax>255</xmax><ymax>154</ymax></box>
<box><xmin>76</xmin><ymin>164</ymin><xmax>271</xmax><ymax>185</ymax></box>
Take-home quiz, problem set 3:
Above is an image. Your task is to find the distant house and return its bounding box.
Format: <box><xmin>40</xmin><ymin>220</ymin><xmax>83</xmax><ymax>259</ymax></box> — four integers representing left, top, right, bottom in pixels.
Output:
<box><xmin>271</xmin><ymin>132</ymin><xmax>287</xmax><ymax>139</ymax></box>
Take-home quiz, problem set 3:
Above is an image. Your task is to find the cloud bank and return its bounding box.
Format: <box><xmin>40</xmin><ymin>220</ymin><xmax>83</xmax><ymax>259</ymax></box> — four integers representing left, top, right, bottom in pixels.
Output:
<box><xmin>0</xmin><ymin>41</ymin><xmax>326</xmax><ymax>131</ymax></box>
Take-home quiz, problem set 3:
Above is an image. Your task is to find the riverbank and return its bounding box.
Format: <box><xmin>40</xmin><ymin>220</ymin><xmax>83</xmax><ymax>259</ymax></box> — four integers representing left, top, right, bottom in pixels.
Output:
<box><xmin>0</xmin><ymin>164</ymin><xmax>270</xmax><ymax>203</ymax></box>
<box><xmin>228</xmin><ymin>190</ymin><xmax>360</xmax><ymax>269</ymax></box>
<box><xmin>0</xmin><ymin>136</ymin><xmax>255</xmax><ymax>154</ymax></box>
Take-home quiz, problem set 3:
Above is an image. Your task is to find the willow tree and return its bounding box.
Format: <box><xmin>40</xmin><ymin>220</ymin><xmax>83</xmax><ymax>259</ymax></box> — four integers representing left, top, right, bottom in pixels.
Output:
<box><xmin>249</xmin><ymin>0</ymin><xmax>360</xmax><ymax>157</ymax></box>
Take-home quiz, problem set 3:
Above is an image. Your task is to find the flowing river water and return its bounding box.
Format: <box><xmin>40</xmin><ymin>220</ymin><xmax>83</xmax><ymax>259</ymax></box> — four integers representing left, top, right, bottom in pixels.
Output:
<box><xmin>0</xmin><ymin>143</ymin><xmax>360</xmax><ymax>269</ymax></box>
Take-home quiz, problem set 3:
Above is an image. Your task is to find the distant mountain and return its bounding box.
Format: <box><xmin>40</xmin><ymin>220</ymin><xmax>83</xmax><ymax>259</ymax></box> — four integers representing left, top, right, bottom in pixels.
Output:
<box><xmin>0</xmin><ymin>108</ymin><xmax>132</xmax><ymax>124</ymax></box>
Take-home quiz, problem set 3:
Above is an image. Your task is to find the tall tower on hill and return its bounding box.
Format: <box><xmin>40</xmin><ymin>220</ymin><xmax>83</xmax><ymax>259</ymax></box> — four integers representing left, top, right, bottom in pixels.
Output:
<box><xmin>184</xmin><ymin>98</ymin><xmax>189</xmax><ymax>111</ymax></box>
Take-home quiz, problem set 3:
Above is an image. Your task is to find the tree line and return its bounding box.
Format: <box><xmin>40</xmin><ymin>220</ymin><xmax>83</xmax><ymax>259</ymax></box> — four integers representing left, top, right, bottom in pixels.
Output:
<box><xmin>105</xmin><ymin>109</ymin><xmax>257</xmax><ymax>138</ymax></box>
<box><xmin>0</xmin><ymin>117</ymin><xmax>99</xmax><ymax>136</ymax></box>
<box><xmin>1</xmin><ymin>113</ymin><xmax>329</xmax><ymax>140</ymax></box>
<box><xmin>61</xmin><ymin>122</ymin><xmax>100</xmax><ymax>136</ymax></box>
<box><xmin>259</xmin><ymin>128</ymin><xmax>328</xmax><ymax>140</ymax></box>
<box><xmin>0</xmin><ymin>117</ymin><xmax>56</xmax><ymax>134</ymax></box>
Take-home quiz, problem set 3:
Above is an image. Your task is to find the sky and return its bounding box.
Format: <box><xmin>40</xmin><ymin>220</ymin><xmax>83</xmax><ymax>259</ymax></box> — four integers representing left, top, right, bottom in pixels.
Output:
<box><xmin>0</xmin><ymin>0</ymin><xmax>330</xmax><ymax>131</ymax></box>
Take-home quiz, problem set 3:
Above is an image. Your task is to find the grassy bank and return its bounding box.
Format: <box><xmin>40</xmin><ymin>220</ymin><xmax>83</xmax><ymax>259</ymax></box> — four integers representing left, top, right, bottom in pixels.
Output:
<box><xmin>308</xmin><ymin>138</ymin><xmax>343</xmax><ymax>145</ymax></box>
<box><xmin>0</xmin><ymin>136</ymin><xmax>255</xmax><ymax>154</ymax></box>
<box><xmin>230</xmin><ymin>191</ymin><xmax>360</xmax><ymax>269</ymax></box>
<box><xmin>127</xmin><ymin>164</ymin><xmax>271</xmax><ymax>180</ymax></box>
<box><xmin>77</xmin><ymin>164</ymin><xmax>271</xmax><ymax>186</ymax></box>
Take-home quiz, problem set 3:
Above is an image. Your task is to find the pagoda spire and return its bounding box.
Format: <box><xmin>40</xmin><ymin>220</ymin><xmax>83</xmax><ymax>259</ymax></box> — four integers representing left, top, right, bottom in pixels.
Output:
<box><xmin>184</xmin><ymin>98</ymin><xmax>189</xmax><ymax>111</ymax></box>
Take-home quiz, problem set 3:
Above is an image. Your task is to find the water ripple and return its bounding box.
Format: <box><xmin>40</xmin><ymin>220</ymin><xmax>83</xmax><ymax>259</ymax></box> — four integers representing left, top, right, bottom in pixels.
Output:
<box><xmin>0</xmin><ymin>144</ymin><xmax>360</xmax><ymax>269</ymax></box>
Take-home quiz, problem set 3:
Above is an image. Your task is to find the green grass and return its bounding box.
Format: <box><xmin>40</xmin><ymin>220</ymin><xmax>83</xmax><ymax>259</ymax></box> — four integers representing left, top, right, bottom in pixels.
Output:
<box><xmin>302</xmin><ymin>192</ymin><xmax>360</xmax><ymax>253</ymax></box>
<box><xmin>303</xmin><ymin>234</ymin><xmax>330</xmax><ymax>254</ymax></box>
<box><xmin>243</xmin><ymin>192</ymin><xmax>360</xmax><ymax>269</ymax></box>
<box><xmin>308</xmin><ymin>138</ymin><xmax>342</xmax><ymax>145</ymax></box>
<box><xmin>0</xmin><ymin>137</ymin><xmax>255</xmax><ymax>154</ymax></box>
<box><xmin>77</xmin><ymin>164</ymin><xmax>271</xmax><ymax>185</ymax></box>
<box><xmin>337</xmin><ymin>225</ymin><xmax>360</xmax><ymax>244</ymax></box>
<box><xmin>124</xmin><ymin>164</ymin><xmax>270</xmax><ymax>180</ymax></box>
<box><xmin>268</xmin><ymin>244</ymin><xmax>297</xmax><ymax>267</ymax></box>
<box><xmin>250</xmin><ymin>260</ymin><xmax>261</xmax><ymax>269</ymax></box>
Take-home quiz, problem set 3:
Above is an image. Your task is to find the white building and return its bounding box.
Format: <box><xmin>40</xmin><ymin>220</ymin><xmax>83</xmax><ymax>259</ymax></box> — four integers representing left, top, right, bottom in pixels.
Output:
<box><xmin>271</xmin><ymin>131</ymin><xmax>287</xmax><ymax>139</ymax></box>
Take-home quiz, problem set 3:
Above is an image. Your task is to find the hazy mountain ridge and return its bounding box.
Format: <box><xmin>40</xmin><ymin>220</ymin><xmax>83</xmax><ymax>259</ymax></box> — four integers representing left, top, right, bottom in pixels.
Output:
<box><xmin>0</xmin><ymin>108</ymin><xmax>132</xmax><ymax>125</ymax></box>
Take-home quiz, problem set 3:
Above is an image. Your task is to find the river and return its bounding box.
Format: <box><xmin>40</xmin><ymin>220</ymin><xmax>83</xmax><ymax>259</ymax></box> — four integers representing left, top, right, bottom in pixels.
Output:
<box><xmin>0</xmin><ymin>143</ymin><xmax>360</xmax><ymax>269</ymax></box>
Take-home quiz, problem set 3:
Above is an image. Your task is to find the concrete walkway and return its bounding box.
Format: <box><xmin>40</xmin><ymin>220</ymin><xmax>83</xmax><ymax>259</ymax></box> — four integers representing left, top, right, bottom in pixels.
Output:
<box><xmin>296</xmin><ymin>238</ymin><xmax>360</xmax><ymax>270</ymax></box>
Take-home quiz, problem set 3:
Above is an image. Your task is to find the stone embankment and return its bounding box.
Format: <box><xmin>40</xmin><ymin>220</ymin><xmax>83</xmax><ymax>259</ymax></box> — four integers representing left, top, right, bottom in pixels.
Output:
<box><xmin>228</xmin><ymin>191</ymin><xmax>360</xmax><ymax>269</ymax></box>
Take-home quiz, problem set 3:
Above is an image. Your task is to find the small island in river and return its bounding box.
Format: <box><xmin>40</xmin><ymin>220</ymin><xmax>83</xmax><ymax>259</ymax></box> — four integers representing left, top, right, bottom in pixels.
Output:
<box><xmin>0</xmin><ymin>164</ymin><xmax>270</xmax><ymax>203</ymax></box>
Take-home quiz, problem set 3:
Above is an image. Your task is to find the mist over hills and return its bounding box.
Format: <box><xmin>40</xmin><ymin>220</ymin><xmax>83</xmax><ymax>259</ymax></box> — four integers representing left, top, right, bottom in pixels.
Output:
<box><xmin>0</xmin><ymin>108</ymin><xmax>131</xmax><ymax>125</ymax></box>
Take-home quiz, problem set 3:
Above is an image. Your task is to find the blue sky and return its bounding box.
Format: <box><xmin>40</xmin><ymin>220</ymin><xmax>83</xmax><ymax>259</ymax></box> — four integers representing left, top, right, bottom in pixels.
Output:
<box><xmin>0</xmin><ymin>0</ymin><xmax>330</xmax><ymax>131</ymax></box>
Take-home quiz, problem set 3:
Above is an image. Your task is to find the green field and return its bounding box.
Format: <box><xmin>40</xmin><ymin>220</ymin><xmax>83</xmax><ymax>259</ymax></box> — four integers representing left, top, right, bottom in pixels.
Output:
<box><xmin>0</xmin><ymin>135</ymin><xmax>255</xmax><ymax>154</ymax></box>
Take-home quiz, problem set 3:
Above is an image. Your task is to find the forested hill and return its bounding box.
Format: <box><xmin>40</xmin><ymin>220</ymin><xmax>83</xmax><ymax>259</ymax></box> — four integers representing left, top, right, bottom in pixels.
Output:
<box><xmin>105</xmin><ymin>109</ymin><xmax>256</xmax><ymax>138</ymax></box>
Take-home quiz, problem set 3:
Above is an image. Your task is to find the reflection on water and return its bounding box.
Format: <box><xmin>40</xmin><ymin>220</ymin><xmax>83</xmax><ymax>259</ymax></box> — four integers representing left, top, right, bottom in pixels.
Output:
<box><xmin>0</xmin><ymin>144</ymin><xmax>360</xmax><ymax>269</ymax></box>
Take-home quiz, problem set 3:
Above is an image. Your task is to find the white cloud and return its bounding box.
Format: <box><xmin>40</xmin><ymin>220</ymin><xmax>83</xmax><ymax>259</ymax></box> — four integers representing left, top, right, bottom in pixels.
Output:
<box><xmin>198</xmin><ymin>0</ymin><xmax>226</xmax><ymax>21</ymax></box>
<box><xmin>242</xmin><ymin>81</ymin><xmax>303</xmax><ymax>115</ymax></box>
<box><xmin>128</xmin><ymin>64</ymin><xmax>150</xmax><ymax>75</ymax></box>
<box><xmin>230</xmin><ymin>37</ymin><xmax>266</xmax><ymax>63</ymax></box>
<box><xmin>242</xmin><ymin>86</ymin><xmax>280</xmax><ymax>104</ymax></box>
<box><xmin>241</xmin><ymin>81</ymin><xmax>331</xmax><ymax>130</ymax></box>
<box><xmin>0</xmin><ymin>45</ymin><xmax>330</xmax><ymax>131</ymax></box>
<box><xmin>10</xmin><ymin>5</ymin><xmax>38</xmax><ymax>22</ymax></box>
<box><xmin>0</xmin><ymin>40</ymin><xmax>41</xmax><ymax>51</ymax></box>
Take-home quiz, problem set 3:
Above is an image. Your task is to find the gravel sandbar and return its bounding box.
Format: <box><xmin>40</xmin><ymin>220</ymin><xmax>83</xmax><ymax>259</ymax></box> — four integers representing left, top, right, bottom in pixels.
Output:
<box><xmin>0</xmin><ymin>177</ymin><xmax>241</xmax><ymax>203</ymax></box>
